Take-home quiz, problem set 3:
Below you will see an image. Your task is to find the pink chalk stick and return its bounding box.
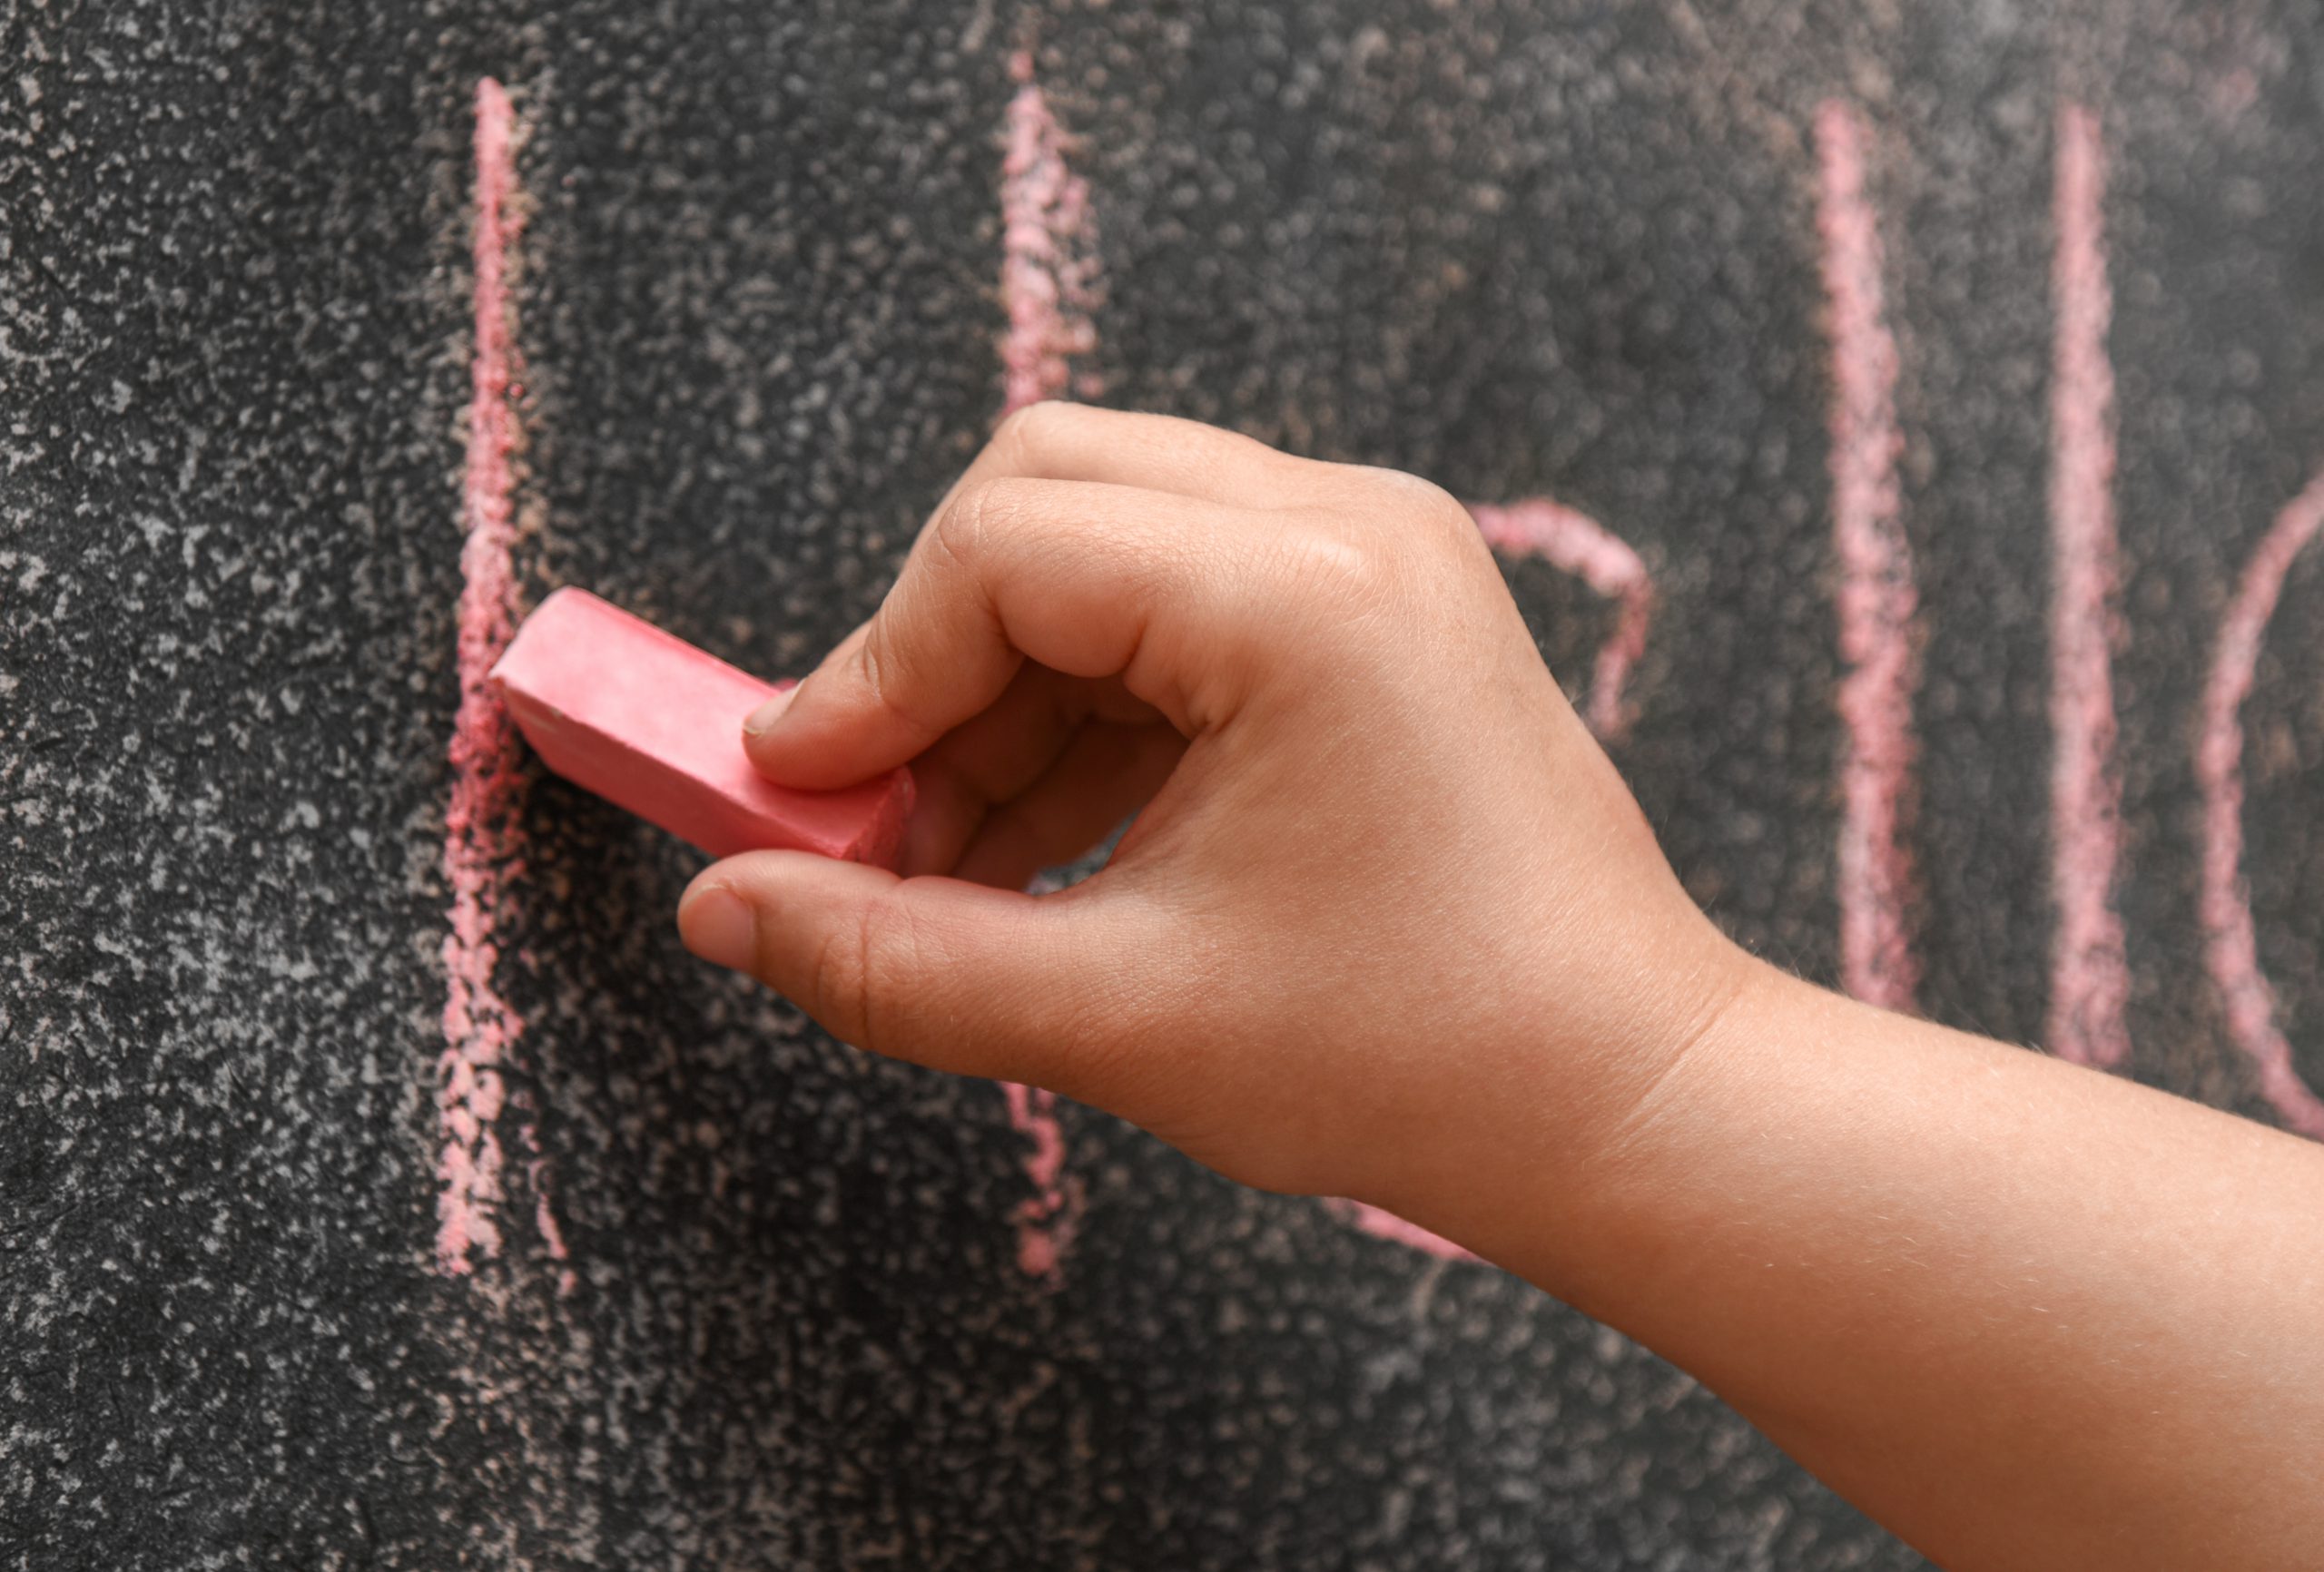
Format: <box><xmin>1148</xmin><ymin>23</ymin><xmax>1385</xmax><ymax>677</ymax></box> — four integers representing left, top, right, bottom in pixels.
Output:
<box><xmin>490</xmin><ymin>587</ymin><xmax>913</xmax><ymax>866</ymax></box>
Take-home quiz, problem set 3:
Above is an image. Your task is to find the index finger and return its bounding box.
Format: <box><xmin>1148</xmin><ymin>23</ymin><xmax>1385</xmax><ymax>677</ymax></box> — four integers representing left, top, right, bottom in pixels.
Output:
<box><xmin>946</xmin><ymin>402</ymin><xmax>1334</xmax><ymax>512</ymax></box>
<box><xmin>744</xmin><ymin>405</ymin><xmax>1329</xmax><ymax>792</ymax></box>
<box><xmin>745</xmin><ymin>475</ymin><xmax>1286</xmax><ymax>790</ymax></box>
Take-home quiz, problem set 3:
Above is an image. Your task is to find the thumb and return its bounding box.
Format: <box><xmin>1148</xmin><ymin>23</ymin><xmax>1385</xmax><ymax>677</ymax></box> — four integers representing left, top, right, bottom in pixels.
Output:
<box><xmin>677</xmin><ymin>851</ymin><xmax>1124</xmax><ymax>1091</ymax></box>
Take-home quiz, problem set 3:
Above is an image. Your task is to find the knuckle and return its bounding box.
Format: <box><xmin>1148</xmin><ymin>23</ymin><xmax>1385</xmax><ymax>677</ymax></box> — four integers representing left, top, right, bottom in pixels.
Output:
<box><xmin>1202</xmin><ymin>421</ymin><xmax>1299</xmax><ymax>478</ymax></box>
<box><xmin>993</xmin><ymin>398</ymin><xmax>1074</xmax><ymax>459</ymax></box>
<box><xmin>1277</xmin><ymin>521</ymin><xmax>1394</xmax><ymax>608</ymax></box>
<box><xmin>1360</xmin><ymin>462</ymin><xmax>1452</xmax><ymax>506</ymax></box>
<box><xmin>929</xmin><ymin>486</ymin><xmax>988</xmax><ymax>570</ymax></box>
<box><xmin>808</xmin><ymin>889</ymin><xmax>924</xmax><ymax>1051</ymax></box>
<box><xmin>853</xmin><ymin>614</ymin><xmax>908</xmax><ymax>718</ymax></box>
<box><xmin>934</xmin><ymin>477</ymin><xmax>1034</xmax><ymax>565</ymax></box>
<box><xmin>1351</xmin><ymin>466</ymin><xmax>1474</xmax><ymax>536</ymax></box>
<box><xmin>803</xmin><ymin>914</ymin><xmax>871</xmax><ymax>1046</ymax></box>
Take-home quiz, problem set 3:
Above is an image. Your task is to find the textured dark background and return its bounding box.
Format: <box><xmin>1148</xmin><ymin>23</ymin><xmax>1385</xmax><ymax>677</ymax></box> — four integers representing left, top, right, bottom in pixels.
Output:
<box><xmin>7</xmin><ymin>1</ymin><xmax>2323</xmax><ymax>1567</ymax></box>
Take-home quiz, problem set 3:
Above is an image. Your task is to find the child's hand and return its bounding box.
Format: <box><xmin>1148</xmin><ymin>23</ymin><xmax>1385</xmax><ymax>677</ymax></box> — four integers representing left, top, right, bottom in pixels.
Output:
<box><xmin>680</xmin><ymin>405</ymin><xmax>2324</xmax><ymax>1567</ymax></box>
<box><xmin>677</xmin><ymin>403</ymin><xmax>1745</xmax><ymax>1211</ymax></box>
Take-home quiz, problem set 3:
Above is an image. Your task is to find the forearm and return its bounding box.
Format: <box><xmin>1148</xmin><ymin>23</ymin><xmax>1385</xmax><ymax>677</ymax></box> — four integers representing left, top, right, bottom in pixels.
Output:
<box><xmin>1404</xmin><ymin>957</ymin><xmax>2324</xmax><ymax>1571</ymax></box>
<box><xmin>702</xmin><ymin>408</ymin><xmax>2322</xmax><ymax>1565</ymax></box>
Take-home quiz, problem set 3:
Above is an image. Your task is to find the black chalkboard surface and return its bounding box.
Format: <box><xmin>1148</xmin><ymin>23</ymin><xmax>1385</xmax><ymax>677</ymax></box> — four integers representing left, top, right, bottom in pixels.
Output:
<box><xmin>9</xmin><ymin>2</ymin><xmax>2323</xmax><ymax>1567</ymax></box>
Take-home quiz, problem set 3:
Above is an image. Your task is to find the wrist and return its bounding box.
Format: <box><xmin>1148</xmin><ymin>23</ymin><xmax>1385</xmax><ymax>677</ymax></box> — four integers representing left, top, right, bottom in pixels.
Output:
<box><xmin>1365</xmin><ymin>914</ymin><xmax>1784</xmax><ymax>1282</ymax></box>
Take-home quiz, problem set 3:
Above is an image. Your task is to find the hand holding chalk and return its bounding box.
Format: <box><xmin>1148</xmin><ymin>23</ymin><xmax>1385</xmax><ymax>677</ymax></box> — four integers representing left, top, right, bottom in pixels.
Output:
<box><xmin>682</xmin><ymin>405</ymin><xmax>2324</xmax><ymax>1568</ymax></box>
<box><xmin>680</xmin><ymin>401</ymin><xmax>1741</xmax><ymax>1205</ymax></box>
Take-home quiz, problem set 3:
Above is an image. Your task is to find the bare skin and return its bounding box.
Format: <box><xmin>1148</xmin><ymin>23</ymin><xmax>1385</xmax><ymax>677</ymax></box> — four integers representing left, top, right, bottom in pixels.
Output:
<box><xmin>676</xmin><ymin>403</ymin><xmax>2324</xmax><ymax>1570</ymax></box>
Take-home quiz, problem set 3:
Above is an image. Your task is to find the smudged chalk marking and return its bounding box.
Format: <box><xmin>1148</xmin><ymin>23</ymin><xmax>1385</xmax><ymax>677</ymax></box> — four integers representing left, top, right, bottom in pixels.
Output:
<box><xmin>2198</xmin><ymin>469</ymin><xmax>2324</xmax><ymax>1139</ymax></box>
<box><xmin>1814</xmin><ymin>100</ymin><xmax>1922</xmax><ymax>1014</ymax></box>
<box><xmin>1000</xmin><ymin>49</ymin><xmax>1098</xmax><ymax>414</ymax></box>
<box><xmin>1469</xmin><ymin>498</ymin><xmax>1654</xmax><ymax>741</ymax></box>
<box><xmin>997</xmin><ymin>51</ymin><xmax>1101</xmax><ymax>1278</ymax></box>
<box><xmin>438</xmin><ymin>77</ymin><xmax>530</xmax><ymax>1274</ymax></box>
<box><xmin>2045</xmin><ymin>103</ymin><xmax>2132</xmax><ymax>1070</ymax></box>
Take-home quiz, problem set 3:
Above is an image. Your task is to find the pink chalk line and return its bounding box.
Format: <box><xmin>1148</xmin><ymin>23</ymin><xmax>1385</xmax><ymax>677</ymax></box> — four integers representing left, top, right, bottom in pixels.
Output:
<box><xmin>438</xmin><ymin>77</ymin><xmax>540</xmax><ymax>1276</ymax></box>
<box><xmin>1468</xmin><ymin>499</ymin><xmax>1654</xmax><ymax>741</ymax></box>
<box><xmin>995</xmin><ymin>53</ymin><xmax>1102</xmax><ymax>1279</ymax></box>
<box><xmin>1000</xmin><ymin>49</ymin><xmax>1099</xmax><ymax>413</ymax></box>
<box><xmin>2043</xmin><ymin>103</ymin><xmax>2132</xmax><ymax>1070</ymax></box>
<box><xmin>2196</xmin><ymin>469</ymin><xmax>2324</xmax><ymax>1139</ymax></box>
<box><xmin>1001</xmin><ymin>1081</ymin><xmax>1082</xmax><ymax>1278</ymax></box>
<box><xmin>1813</xmin><ymin>100</ymin><xmax>1922</xmax><ymax>1014</ymax></box>
<box><xmin>527</xmin><ymin>1147</ymin><xmax>576</xmax><ymax>1299</ymax></box>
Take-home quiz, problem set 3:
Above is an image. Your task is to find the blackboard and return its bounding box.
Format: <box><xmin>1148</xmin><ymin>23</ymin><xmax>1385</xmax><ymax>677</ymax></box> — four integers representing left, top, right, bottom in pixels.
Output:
<box><xmin>9</xmin><ymin>1</ymin><xmax>2324</xmax><ymax>1566</ymax></box>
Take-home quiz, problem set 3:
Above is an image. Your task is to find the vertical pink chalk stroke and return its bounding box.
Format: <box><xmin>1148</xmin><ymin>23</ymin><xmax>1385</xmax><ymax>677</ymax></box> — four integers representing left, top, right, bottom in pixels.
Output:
<box><xmin>1813</xmin><ymin>100</ymin><xmax>1922</xmax><ymax>1013</ymax></box>
<box><xmin>994</xmin><ymin>53</ymin><xmax>1102</xmax><ymax>1276</ymax></box>
<box><xmin>1000</xmin><ymin>49</ymin><xmax>1099</xmax><ymax>414</ymax></box>
<box><xmin>2044</xmin><ymin>103</ymin><xmax>2133</xmax><ymax>1069</ymax></box>
<box><xmin>2197</xmin><ymin>470</ymin><xmax>2324</xmax><ymax>1139</ymax></box>
<box><xmin>438</xmin><ymin>77</ymin><xmax>529</xmax><ymax>1275</ymax></box>
<box><xmin>1000</xmin><ymin>880</ymin><xmax>1086</xmax><ymax>1282</ymax></box>
<box><xmin>1469</xmin><ymin>499</ymin><xmax>1654</xmax><ymax>740</ymax></box>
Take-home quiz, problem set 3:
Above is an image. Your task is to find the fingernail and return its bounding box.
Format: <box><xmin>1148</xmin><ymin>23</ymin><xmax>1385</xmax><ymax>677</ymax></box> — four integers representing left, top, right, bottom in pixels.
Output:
<box><xmin>743</xmin><ymin>682</ymin><xmax>799</xmax><ymax>740</ymax></box>
<box><xmin>679</xmin><ymin>885</ymin><xmax>759</xmax><ymax>972</ymax></box>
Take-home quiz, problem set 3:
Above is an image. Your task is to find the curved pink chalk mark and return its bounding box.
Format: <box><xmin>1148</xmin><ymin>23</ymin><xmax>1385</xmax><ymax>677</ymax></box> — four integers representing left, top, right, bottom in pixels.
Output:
<box><xmin>438</xmin><ymin>78</ymin><xmax>528</xmax><ymax>1275</ymax></box>
<box><xmin>1000</xmin><ymin>51</ymin><xmax>1099</xmax><ymax>414</ymax></box>
<box><xmin>2044</xmin><ymin>103</ymin><xmax>2132</xmax><ymax>1069</ymax></box>
<box><xmin>2197</xmin><ymin>469</ymin><xmax>2324</xmax><ymax>1139</ymax></box>
<box><xmin>1325</xmin><ymin>1200</ymin><xmax>1478</xmax><ymax>1263</ymax></box>
<box><xmin>1468</xmin><ymin>498</ymin><xmax>1654</xmax><ymax>741</ymax></box>
<box><xmin>1813</xmin><ymin>100</ymin><xmax>1922</xmax><ymax>1014</ymax></box>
